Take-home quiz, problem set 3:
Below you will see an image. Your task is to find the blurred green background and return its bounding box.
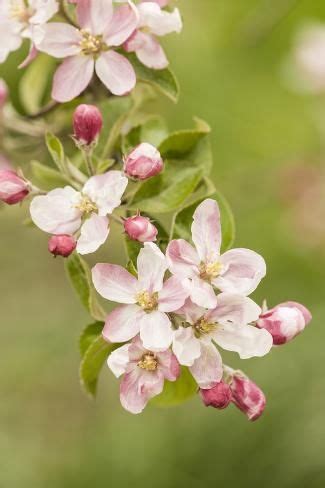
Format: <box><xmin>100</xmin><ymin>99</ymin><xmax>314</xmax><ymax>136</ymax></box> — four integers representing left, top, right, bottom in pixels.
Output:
<box><xmin>1</xmin><ymin>0</ymin><xmax>325</xmax><ymax>486</ymax></box>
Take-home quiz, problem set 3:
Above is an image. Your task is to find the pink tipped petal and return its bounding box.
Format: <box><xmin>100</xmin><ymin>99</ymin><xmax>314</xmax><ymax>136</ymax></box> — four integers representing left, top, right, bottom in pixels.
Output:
<box><xmin>216</xmin><ymin>248</ymin><xmax>267</xmax><ymax>296</ymax></box>
<box><xmin>175</xmin><ymin>298</ymin><xmax>206</xmax><ymax>325</ymax></box>
<box><xmin>103</xmin><ymin>304</ymin><xmax>143</xmax><ymax>343</ymax></box>
<box><xmin>138</xmin><ymin>3</ymin><xmax>182</xmax><ymax>36</ymax></box>
<box><xmin>166</xmin><ymin>239</ymin><xmax>200</xmax><ymax>278</ymax></box>
<box><xmin>92</xmin><ymin>263</ymin><xmax>138</xmax><ymax>303</ymax></box>
<box><xmin>139</xmin><ymin>310</ymin><xmax>173</xmax><ymax>351</ymax></box>
<box><xmin>105</xmin><ymin>2</ymin><xmax>139</xmax><ymax>46</ymax></box>
<box><xmin>172</xmin><ymin>327</ymin><xmax>201</xmax><ymax>367</ymax></box>
<box><xmin>280</xmin><ymin>301</ymin><xmax>312</xmax><ymax>325</ymax></box>
<box><xmin>190</xmin><ymin>343</ymin><xmax>223</xmax><ymax>389</ymax></box>
<box><xmin>137</xmin><ymin>243</ymin><xmax>167</xmax><ymax>293</ymax></box>
<box><xmin>120</xmin><ymin>368</ymin><xmax>164</xmax><ymax>414</ymax></box>
<box><xmin>82</xmin><ymin>171</ymin><xmax>128</xmax><ymax>216</ymax></box>
<box><xmin>77</xmin><ymin>0</ymin><xmax>113</xmax><ymax>35</ymax></box>
<box><xmin>133</xmin><ymin>32</ymin><xmax>168</xmax><ymax>69</ymax></box>
<box><xmin>158</xmin><ymin>276</ymin><xmax>189</xmax><ymax>312</ymax></box>
<box><xmin>76</xmin><ymin>214</ymin><xmax>109</xmax><ymax>255</ymax></box>
<box><xmin>107</xmin><ymin>343</ymin><xmax>130</xmax><ymax>377</ymax></box>
<box><xmin>189</xmin><ymin>276</ymin><xmax>218</xmax><ymax>309</ymax></box>
<box><xmin>33</xmin><ymin>23</ymin><xmax>82</xmax><ymax>58</ymax></box>
<box><xmin>207</xmin><ymin>293</ymin><xmax>261</xmax><ymax>326</ymax></box>
<box><xmin>191</xmin><ymin>199</ymin><xmax>222</xmax><ymax>262</ymax></box>
<box><xmin>52</xmin><ymin>55</ymin><xmax>94</xmax><ymax>103</ymax></box>
<box><xmin>95</xmin><ymin>51</ymin><xmax>136</xmax><ymax>96</ymax></box>
<box><xmin>214</xmin><ymin>323</ymin><xmax>273</xmax><ymax>359</ymax></box>
<box><xmin>156</xmin><ymin>349</ymin><xmax>180</xmax><ymax>381</ymax></box>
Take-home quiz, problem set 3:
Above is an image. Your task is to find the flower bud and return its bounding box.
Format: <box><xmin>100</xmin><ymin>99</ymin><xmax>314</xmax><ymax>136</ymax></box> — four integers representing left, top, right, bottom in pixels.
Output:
<box><xmin>48</xmin><ymin>235</ymin><xmax>76</xmax><ymax>258</ymax></box>
<box><xmin>73</xmin><ymin>104</ymin><xmax>103</xmax><ymax>146</ymax></box>
<box><xmin>230</xmin><ymin>374</ymin><xmax>265</xmax><ymax>421</ymax></box>
<box><xmin>257</xmin><ymin>301</ymin><xmax>312</xmax><ymax>345</ymax></box>
<box><xmin>124</xmin><ymin>215</ymin><xmax>158</xmax><ymax>243</ymax></box>
<box><xmin>0</xmin><ymin>170</ymin><xmax>29</xmax><ymax>205</ymax></box>
<box><xmin>124</xmin><ymin>143</ymin><xmax>163</xmax><ymax>180</ymax></box>
<box><xmin>200</xmin><ymin>381</ymin><xmax>232</xmax><ymax>410</ymax></box>
<box><xmin>0</xmin><ymin>79</ymin><xmax>8</xmax><ymax>108</ymax></box>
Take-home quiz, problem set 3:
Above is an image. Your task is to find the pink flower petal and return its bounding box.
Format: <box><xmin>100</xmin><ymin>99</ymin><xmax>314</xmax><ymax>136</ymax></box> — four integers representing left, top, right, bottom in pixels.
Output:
<box><xmin>156</xmin><ymin>349</ymin><xmax>180</xmax><ymax>381</ymax></box>
<box><xmin>213</xmin><ymin>323</ymin><xmax>273</xmax><ymax>359</ymax></box>
<box><xmin>166</xmin><ymin>239</ymin><xmax>200</xmax><ymax>278</ymax></box>
<box><xmin>107</xmin><ymin>343</ymin><xmax>130</xmax><ymax>377</ymax></box>
<box><xmin>191</xmin><ymin>198</ymin><xmax>221</xmax><ymax>263</ymax></box>
<box><xmin>175</xmin><ymin>297</ymin><xmax>206</xmax><ymax>325</ymax></box>
<box><xmin>92</xmin><ymin>263</ymin><xmax>138</xmax><ymax>303</ymax></box>
<box><xmin>120</xmin><ymin>368</ymin><xmax>164</xmax><ymax>414</ymax></box>
<box><xmin>52</xmin><ymin>55</ymin><xmax>94</xmax><ymax>103</ymax></box>
<box><xmin>279</xmin><ymin>301</ymin><xmax>312</xmax><ymax>325</ymax></box>
<box><xmin>103</xmin><ymin>304</ymin><xmax>143</xmax><ymax>342</ymax></box>
<box><xmin>33</xmin><ymin>23</ymin><xmax>82</xmax><ymax>58</ymax></box>
<box><xmin>172</xmin><ymin>327</ymin><xmax>201</xmax><ymax>367</ymax></box>
<box><xmin>95</xmin><ymin>51</ymin><xmax>136</xmax><ymax>96</ymax></box>
<box><xmin>137</xmin><ymin>243</ymin><xmax>167</xmax><ymax>293</ymax></box>
<box><xmin>190</xmin><ymin>342</ymin><xmax>223</xmax><ymax>389</ymax></box>
<box><xmin>77</xmin><ymin>0</ymin><xmax>113</xmax><ymax>35</ymax></box>
<box><xmin>135</xmin><ymin>32</ymin><xmax>168</xmax><ymax>69</ymax></box>
<box><xmin>82</xmin><ymin>171</ymin><xmax>128</xmax><ymax>216</ymax></box>
<box><xmin>215</xmin><ymin>248</ymin><xmax>267</xmax><ymax>296</ymax></box>
<box><xmin>137</xmin><ymin>2</ymin><xmax>182</xmax><ymax>36</ymax></box>
<box><xmin>158</xmin><ymin>276</ymin><xmax>189</xmax><ymax>312</ymax></box>
<box><xmin>207</xmin><ymin>293</ymin><xmax>261</xmax><ymax>326</ymax></box>
<box><xmin>105</xmin><ymin>2</ymin><xmax>139</xmax><ymax>46</ymax></box>
<box><xmin>139</xmin><ymin>310</ymin><xmax>173</xmax><ymax>351</ymax></box>
<box><xmin>189</xmin><ymin>276</ymin><xmax>218</xmax><ymax>309</ymax></box>
<box><xmin>76</xmin><ymin>214</ymin><xmax>109</xmax><ymax>255</ymax></box>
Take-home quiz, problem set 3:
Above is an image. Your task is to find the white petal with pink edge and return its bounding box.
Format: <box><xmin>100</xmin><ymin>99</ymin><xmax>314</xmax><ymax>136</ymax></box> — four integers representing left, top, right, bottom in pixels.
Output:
<box><xmin>189</xmin><ymin>276</ymin><xmax>218</xmax><ymax>309</ymax></box>
<box><xmin>107</xmin><ymin>343</ymin><xmax>130</xmax><ymax>377</ymax></box>
<box><xmin>92</xmin><ymin>263</ymin><xmax>138</xmax><ymax>303</ymax></box>
<box><xmin>137</xmin><ymin>242</ymin><xmax>167</xmax><ymax>293</ymax></box>
<box><xmin>207</xmin><ymin>293</ymin><xmax>261</xmax><ymax>326</ymax></box>
<box><xmin>139</xmin><ymin>310</ymin><xmax>173</xmax><ymax>351</ymax></box>
<box><xmin>52</xmin><ymin>55</ymin><xmax>94</xmax><ymax>103</ymax></box>
<box><xmin>104</xmin><ymin>2</ymin><xmax>139</xmax><ymax>46</ymax></box>
<box><xmin>213</xmin><ymin>323</ymin><xmax>273</xmax><ymax>359</ymax></box>
<box><xmin>189</xmin><ymin>342</ymin><xmax>223</xmax><ymax>389</ymax></box>
<box><xmin>132</xmin><ymin>32</ymin><xmax>168</xmax><ymax>69</ymax></box>
<box><xmin>172</xmin><ymin>327</ymin><xmax>201</xmax><ymax>367</ymax></box>
<box><xmin>76</xmin><ymin>214</ymin><xmax>109</xmax><ymax>255</ymax></box>
<box><xmin>158</xmin><ymin>276</ymin><xmax>189</xmax><ymax>312</ymax></box>
<box><xmin>137</xmin><ymin>3</ymin><xmax>182</xmax><ymax>36</ymax></box>
<box><xmin>82</xmin><ymin>171</ymin><xmax>128</xmax><ymax>216</ymax></box>
<box><xmin>103</xmin><ymin>304</ymin><xmax>143</xmax><ymax>342</ymax></box>
<box><xmin>191</xmin><ymin>198</ymin><xmax>221</xmax><ymax>263</ymax></box>
<box><xmin>166</xmin><ymin>239</ymin><xmax>200</xmax><ymax>278</ymax></box>
<box><xmin>95</xmin><ymin>51</ymin><xmax>136</xmax><ymax>96</ymax></box>
<box><xmin>77</xmin><ymin>0</ymin><xmax>113</xmax><ymax>35</ymax></box>
<box><xmin>156</xmin><ymin>349</ymin><xmax>180</xmax><ymax>381</ymax></box>
<box><xmin>120</xmin><ymin>368</ymin><xmax>164</xmax><ymax>414</ymax></box>
<box><xmin>33</xmin><ymin>23</ymin><xmax>82</xmax><ymax>58</ymax></box>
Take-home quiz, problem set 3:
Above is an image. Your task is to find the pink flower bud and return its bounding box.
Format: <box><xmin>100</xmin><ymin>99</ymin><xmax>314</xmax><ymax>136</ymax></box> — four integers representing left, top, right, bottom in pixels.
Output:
<box><xmin>124</xmin><ymin>215</ymin><xmax>158</xmax><ymax>243</ymax></box>
<box><xmin>230</xmin><ymin>374</ymin><xmax>266</xmax><ymax>421</ymax></box>
<box><xmin>200</xmin><ymin>381</ymin><xmax>232</xmax><ymax>409</ymax></box>
<box><xmin>73</xmin><ymin>104</ymin><xmax>103</xmax><ymax>146</ymax></box>
<box><xmin>0</xmin><ymin>170</ymin><xmax>29</xmax><ymax>205</ymax></box>
<box><xmin>124</xmin><ymin>143</ymin><xmax>163</xmax><ymax>180</ymax></box>
<box><xmin>257</xmin><ymin>301</ymin><xmax>312</xmax><ymax>345</ymax></box>
<box><xmin>48</xmin><ymin>235</ymin><xmax>76</xmax><ymax>258</ymax></box>
<box><xmin>0</xmin><ymin>79</ymin><xmax>8</xmax><ymax>108</ymax></box>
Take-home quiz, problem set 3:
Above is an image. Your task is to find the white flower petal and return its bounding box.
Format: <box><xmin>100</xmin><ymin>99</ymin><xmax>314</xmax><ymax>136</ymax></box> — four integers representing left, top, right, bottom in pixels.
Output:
<box><xmin>107</xmin><ymin>343</ymin><xmax>130</xmax><ymax>378</ymax></box>
<box><xmin>214</xmin><ymin>323</ymin><xmax>273</xmax><ymax>359</ymax></box>
<box><xmin>190</xmin><ymin>342</ymin><xmax>223</xmax><ymax>389</ymax></box>
<box><xmin>138</xmin><ymin>3</ymin><xmax>182</xmax><ymax>36</ymax></box>
<box><xmin>92</xmin><ymin>263</ymin><xmax>138</xmax><ymax>303</ymax></box>
<box><xmin>139</xmin><ymin>310</ymin><xmax>173</xmax><ymax>351</ymax></box>
<box><xmin>82</xmin><ymin>171</ymin><xmax>128</xmax><ymax>216</ymax></box>
<box><xmin>172</xmin><ymin>327</ymin><xmax>201</xmax><ymax>367</ymax></box>
<box><xmin>76</xmin><ymin>214</ymin><xmax>109</xmax><ymax>255</ymax></box>
<box><xmin>137</xmin><ymin>242</ymin><xmax>167</xmax><ymax>293</ymax></box>
<box><xmin>103</xmin><ymin>304</ymin><xmax>143</xmax><ymax>343</ymax></box>
<box><xmin>191</xmin><ymin>198</ymin><xmax>222</xmax><ymax>263</ymax></box>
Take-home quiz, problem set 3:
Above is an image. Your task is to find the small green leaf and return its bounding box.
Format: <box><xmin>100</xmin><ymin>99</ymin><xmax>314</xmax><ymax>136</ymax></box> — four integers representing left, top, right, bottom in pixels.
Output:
<box><xmin>159</xmin><ymin>126</ymin><xmax>210</xmax><ymax>159</ymax></box>
<box><xmin>126</xmin><ymin>260</ymin><xmax>138</xmax><ymax>277</ymax></box>
<box><xmin>65</xmin><ymin>254</ymin><xmax>106</xmax><ymax>321</ymax></box>
<box><xmin>79</xmin><ymin>322</ymin><xmax>104</xmax><ymax>357</ymax></box>
<box><xmin>151</xmin><ymin>367</ymin><xmax>197</xmax><ymax>407</ymax></box>
<box><xmin>31</xmin><ymin>160</ymin><xmax>70</xmax><ymax>190</ymax></box>
<box><xmin>122</xmin><ymin>116</ymin><xmax>169</xmax><ymax>154</ymax></box>
<box><xmin>124</xmin><ymin>236</ymin><xmax>142</xmax><ymax>267</ymax></box>
<box><xmin>124</xmin><ymin>53</ymin><xmax>179</xmax><ymax>103</ymax></box>
<box><xmin>45</xmin><ymin>132</ymin><xmax>66</xmax><ymax>173</ymax></box>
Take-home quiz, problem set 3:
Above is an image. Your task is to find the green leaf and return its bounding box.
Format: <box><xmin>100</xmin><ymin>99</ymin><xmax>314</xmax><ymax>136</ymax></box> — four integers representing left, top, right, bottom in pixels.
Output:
<box><xmin>122</xmin><ymin>116</ymin><xmax>168</xmax><ymax>154</ymax></box>
<box><xmin>19</xmin><ymin>54</ymin><xmax>55</xmax><ymax>115</ymax></box>
<box><xmin>65</xmin><ymin>254</ymin><xmax>106</xmax><ymax>321</ymax></box>
<box><xmin>159</xmin><ymin>126</ymin><xmax>211</xmax><ymax>159</ymax></box>
<box><xmin>79</xmin><ymin>322</ymin><xmax>104</xmax><ymax>357</ymax></box>
<box><xmin>151</xmin><ymin>367</ymin><xmax>197</xmax><ymax>407</ymax></box>
<box><xmin>80</xmin><ymin>335</ymin><xmax>118</xmax><ymax>397</ymax></box>
<box><xmin>124</xmin><ymin>236</ymin><xmax>142</xmax><ymax>268</ymax></box>
<box><xmin>124</xmin><ymin>53</ymin><xmax>179</xmax><ymax>103</ymax></box>
<box><xmin>45</xmin><ymin>132</ymin><xmax>66</xmax><ymax>173</ymax></box>
<box><xmin>31</xmin><ymin>160</ymin><xmax>70</xmax><ymax>190</ymax></box>
<box><xmin>172</xmin><ymin>191</ymin><xmax>236</xmax><ymax>253</ymax></box>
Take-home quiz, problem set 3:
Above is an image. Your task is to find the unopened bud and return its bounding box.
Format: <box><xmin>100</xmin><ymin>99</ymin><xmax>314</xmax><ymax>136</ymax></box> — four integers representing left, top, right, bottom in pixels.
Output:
<box><xmin>230</xmin><ymin>374</ymin><xmax>265</xmax><ymax>421</ymax></box>
<box><xmin>200</xmin><ymin>381</ymin><xmax>232</xmax><ymax>409</ymax></box>
<box><xmin>48</xmin><ymin>235</ymin><xmax>76</xmax><ymax>258</ymax></box>
<box><xmin>0</xmin><ymin>170</ymin><xmax>29</xmax><ymax>205</ymax></box>
<box><xmin>73</xmin><ymin>104</ymin><xmax>103</xmax><ymax>146</ymax></box>
<box><xmin>0</xmin><ymin>79</ymin><xmax>8</xmax><ymax>108</ymax></box>
<box><xmin>257</xmin><ymin>301</ymin><xmax>312</xmax><ymax>345</ymax></box>
<box><xmin>124</xmin><ymin>143</ymin><xmax>163</xmax><ymax>180</ymax></box>
<box><xmin>124</xmin><ymin>215</ymin><xmax>158</xmax><ymax>243</ymax></box>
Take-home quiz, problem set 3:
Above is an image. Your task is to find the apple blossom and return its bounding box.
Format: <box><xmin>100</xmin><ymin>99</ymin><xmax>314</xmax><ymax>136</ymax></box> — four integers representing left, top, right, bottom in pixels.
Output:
<box><xmin>30</xmin><ymin>170</ymin><xmax>128</xmax><ymax>255</ymax></box>
<box><xmin>123</xmin><ymin>142</ymin><xmax>163</xmax><ymax>180</ymax></box>
<box><xmin>73</xmin><ymin>104</ymin><xmax>103</xmax><ymax>146</ymax></box>
<box><xmin>124</xmin><ymin>214</ymin><xmax>158</xmax><ymax>242</ymax></box>
<box><xmin>172</xmin><ymin>295</ymin><xmax>272</xmax><ymax>388</ymax></box>
<box><xmin>48</xmin><ymin>234</ymin><xmax>77</xmax><ymax>257</ymax></box>
<box><xmin>33</xmin><ymin>0</ymin><xmax>138</xmax><ymax>102</ymax></box>
<box><xmin>123</xmin><ymin>0</ymin><xmax>182</xmax><ymax>69</ymax></box>
<box><xmin>167</xmin><ymin>199</ymin><xmax>267</xmax><ymax>309</ymax></box>
<box><xmin>0</xmin><ymin>169</ymin><xmax>29</xmax><ymax>204</ymax></box>
<box><xmin>257</xmin><ymin>301</ymin><xmax>312</xmax><ymax>345</ymax></box>
<box><xmin>92</xmin><ymin>242</ymin><xmax>189</xmax><ymax>351</ymax></box>
<box><xmin>200</xmin><ymin>381</ymin><xmax>232</xmax><ymax>409</ymax></box>
<box><xmin>107</xmin><ymin>335</ymin><xmax>180</xmax><ymax>414</ymax></box>
<box><xmin>0</xmin><ymin>0</ymin><xmax>58</xmax><ymax>64</ymax></box>
<box><xmin>228</xmin><ymin>370</ymin><xmax>266</xmax><ymax>421</ymax></box>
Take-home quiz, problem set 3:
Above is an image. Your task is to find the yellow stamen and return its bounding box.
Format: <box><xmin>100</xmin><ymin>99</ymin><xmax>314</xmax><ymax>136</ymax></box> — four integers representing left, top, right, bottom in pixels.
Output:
<box><xmin>79</xmin><ymin>30</ymin><xmax>105</xmax><ymax>56</ymax></box>
<box><xmin>136</xmin><ymin>291</ymin><xmax>158</xmax><ymax>312</ymax></box>
<box><xmin>10</xmin><ymin>3</ymin><xmax>32</xmax><ymax>22</ymax></box>
<box><xmin>138</xmin><ymin>353</ymin><xmax>158</xmax><ymax>371</ymax></box>
<box><xmin>75</xmin><ymin>195</ymin><xmax>98</xmax><ymax>214</ymax></box>
<box><xmin>194</xmin><ymin>318</ymin><xmax>217</xmax><ymax>338</ymax></box>
<box><xmin>199</xmin><ymin>261</ymin><xmax>223</xmax><ymax>281</ymax></box>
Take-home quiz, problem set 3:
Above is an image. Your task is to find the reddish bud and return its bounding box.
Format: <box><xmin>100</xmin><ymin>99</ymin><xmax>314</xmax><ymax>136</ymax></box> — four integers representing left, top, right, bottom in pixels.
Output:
<box><xmin>0</xmin><ymin>170</ymin><xmax>29</xmax><ymax>205</ymax></box>
<box><xmin>73</xmin><ymin>104</ymin><xmax>103</xmax><ymax>146</ymax></box>
<box><xmin>124</xmin><ymin>215</ymin><xmax>158</xmax><ymax>243</ymax></box>
<box><xmin>200</xmin><ymin>381</ymin><xmax>232</xmax><ymax>409</ymax></box>
<box><xmin>124</xmin><ymin>143</ymin><xmax>163</xmax><ymax>180</ymax></box>
<box><xmin>230</xmin><ymin>374</ymin><xmax>266</xmax><ymax>421</ymax></box>
<box><xmin>0</xmin><ymin>79</ymin><xmax>8</xmax><ymax>108</ymax></box>
<box><xmin>48</xmin><ymin>235</ymin><xmax>76</xmax><ymax>258</ymax></box>
<box><xmin>257</xmin><ymin>301</ymin><xmax>312</xmax><ymax>345</ymax></box>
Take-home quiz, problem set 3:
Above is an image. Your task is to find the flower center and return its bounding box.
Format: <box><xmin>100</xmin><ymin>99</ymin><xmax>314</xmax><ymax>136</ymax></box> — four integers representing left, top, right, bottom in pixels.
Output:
<box><xmin>10</xmin><ymin>3</ymin><xmax>33</xmax><ymax>22</ymax></box>
<box><xmin>137</xmin><ymin>353</ymin><xmax>158</xmax><ymax>371</ymax></box>
<box><xmin>199</xmin><ymin>261</ymin><xmax>223</xmax><ymax>281</ymax></box>
<box><xmin>136</xmin><ymin>291</ymin><xmax>158</xmax><ymax>312</ymax></box>
<box><xmin>75</xmin><ymin>195</ymin><xmax>98</xmax><ymax>214</ymax></box>
<box><xmin>79</xmin><ymin>30</ymin><xmax>105</xmax><ymax>56</ymax></box>
<box><xmin>194</xmin><ymin>318</ymin><xmax>217</xmax><ymax>338</ymax></box>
